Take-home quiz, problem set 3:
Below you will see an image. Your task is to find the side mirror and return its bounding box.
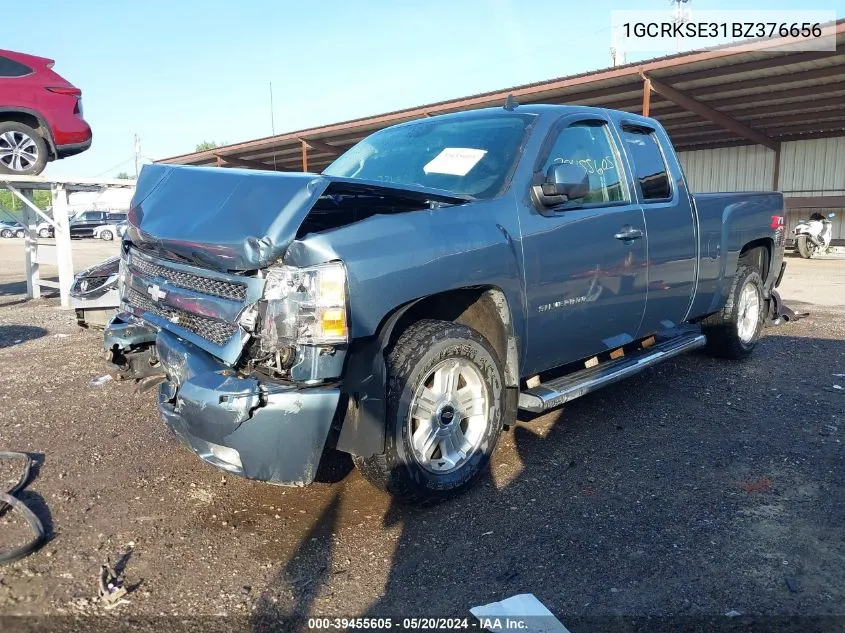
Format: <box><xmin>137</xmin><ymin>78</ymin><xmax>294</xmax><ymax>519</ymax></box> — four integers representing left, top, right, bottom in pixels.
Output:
<box><xmin>534</xmin><ymin>163</ymin><xmax>590</xmax><ymax>207</ymax></box>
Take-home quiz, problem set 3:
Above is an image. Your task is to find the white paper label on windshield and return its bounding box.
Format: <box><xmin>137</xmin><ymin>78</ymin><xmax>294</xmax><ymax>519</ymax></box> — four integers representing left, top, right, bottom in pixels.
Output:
<box><xmin>423</xmin><ymin>148</ymin><xmax>487</xmax><ymax>176</ymax></box>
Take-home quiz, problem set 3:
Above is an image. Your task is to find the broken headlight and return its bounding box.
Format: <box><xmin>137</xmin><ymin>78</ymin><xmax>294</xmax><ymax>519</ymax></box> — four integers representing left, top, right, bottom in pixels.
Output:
<box><xmin>259</xmin><ymin>262</ymin><xmax>348</xmax><ymax>354</ymax></box>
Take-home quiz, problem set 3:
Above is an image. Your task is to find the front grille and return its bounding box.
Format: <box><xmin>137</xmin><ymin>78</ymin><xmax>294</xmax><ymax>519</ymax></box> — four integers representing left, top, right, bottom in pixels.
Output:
<box><xmin>130</xmin><ymin>253</ymin><xmax>246</xmax><ymax>301</ymax></box>
<box><xmin>72</xmin><ymin>275</ymin><xmax>110</xmax><ymax>294</ymax></box>
<box><xmin>126</xmin><ymin>288</ymin><xmax>238</xmax><ymax>346</ymax></box>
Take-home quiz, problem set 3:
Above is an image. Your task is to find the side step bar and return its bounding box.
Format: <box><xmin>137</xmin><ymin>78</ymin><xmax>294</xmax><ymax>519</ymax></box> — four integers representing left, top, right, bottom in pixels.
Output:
<box><xmin>518</xmin><ymin>332</ymin><xmax>706</xmax><ymax>413</ymax></box>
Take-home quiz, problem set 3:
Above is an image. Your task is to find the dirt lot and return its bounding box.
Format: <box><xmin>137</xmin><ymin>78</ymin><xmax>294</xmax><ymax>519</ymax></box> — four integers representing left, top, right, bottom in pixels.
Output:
<box><xmin>0</xmin><ymin>238</ymin><xmax>843</xmax><ymax>630</ymax></box>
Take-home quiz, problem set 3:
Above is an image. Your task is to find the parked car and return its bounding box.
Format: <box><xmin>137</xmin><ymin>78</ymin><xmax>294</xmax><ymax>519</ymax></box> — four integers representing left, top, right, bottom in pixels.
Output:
<box><xmin>0</xmin><ymin>49</ymin><xmax>92</xmax><ymax>176</ymax></box>
<box><xmin>93</xmin><ymin>221</ymin><xmax>128</xmax><ymax>241</ymax></box>
<box><xmin>70</xmin><ymin>257</ymin><xmax>120</xmax><ymax>328</ymax></box>
<box><xmin>36</xmin><ymin>220</ymin><xmax>53</xmax><ymax>238</ymax></box>
<box><xmin>103</xmin><ymin>104</ymin><xmax>788</xmax><ymax>504</ymax></box>
<box><xmin>70</xmin><ymin>210</ymin><xmax>126</xmax><ymax>239</ymax></box>
<box><xmin>0</xmin><ymin>219</ymin><xmax>25</xmax><ymax>238</ymax></box>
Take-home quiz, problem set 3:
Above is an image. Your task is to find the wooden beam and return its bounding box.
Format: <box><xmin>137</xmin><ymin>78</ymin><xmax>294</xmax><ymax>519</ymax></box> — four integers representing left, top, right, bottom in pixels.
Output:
<box><xmin>213</xmin><ymin>153</ymin><xmax>275</xmax><ymax>170</ymax></box>
<box><xmin>785</xmin><ymin>196</ymin><xmax>845</xmax><ymax>209</ymax></box>
<box><xmin>643</xmin><ymin>73</ymin><xmax>779</xmax><ymax>151</ymax></box>
<box><xmin>642</xmin><ymin>76</ymin><xmax>652</xmax><ymax>117</ymax></box>
<box><xmin>301</xmin><ymin>140</ymin><xmax>309</xmax><ymax>172</ymax></box>
<box><xmin>296</xmin><ymin>137</ymin><xmax>342</xmax><ymax>157</ymax></box>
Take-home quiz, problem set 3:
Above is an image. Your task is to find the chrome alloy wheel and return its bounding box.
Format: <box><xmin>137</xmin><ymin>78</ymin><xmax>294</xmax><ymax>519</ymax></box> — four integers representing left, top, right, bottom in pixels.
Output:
<box><xmin>408</xmin><ymin>358</ymin><xmax>490</xmax><ymax>474</ymax></box>
<box><xmin>737</xmin><ymin>281</ymin><xmax>761</xmax><ymax>344</ymax></box>
<box><xmin>0</xmin><ymin>131</ymin><xmax>39</xmax><ymax>173</ymax></box>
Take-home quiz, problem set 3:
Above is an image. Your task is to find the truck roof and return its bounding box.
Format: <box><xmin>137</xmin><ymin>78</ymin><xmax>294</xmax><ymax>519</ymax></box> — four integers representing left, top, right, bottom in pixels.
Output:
<box><xmin>403</xmin><ymin>103</ymin><xmax>660</xmax><ymax>130</ymax></box>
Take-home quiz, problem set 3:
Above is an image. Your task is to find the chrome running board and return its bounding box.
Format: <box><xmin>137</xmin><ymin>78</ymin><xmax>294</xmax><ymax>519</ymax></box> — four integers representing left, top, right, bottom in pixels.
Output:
<box><xmin>518</xmin><ymin>331</ymin><xmax>706</xmax><ymax>413</ymax></box>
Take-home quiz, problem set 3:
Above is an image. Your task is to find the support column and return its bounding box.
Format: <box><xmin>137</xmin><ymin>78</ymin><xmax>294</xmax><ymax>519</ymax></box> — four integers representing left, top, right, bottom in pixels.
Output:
<box><xmin>52</xmin><ymin>184</ymin><xmax>74</xmax><ymax>308</ymax></box>
<box><xmin>642</xmin><ymin>76</ymin><xmax>652</xmax><ymax>117</ymax></box>
<box><xmin>301</xmin><ymin>140</ymin><xmax>309</xmax><ymax>172</ymax></box>
<box><xmin>22</xmin><ymin>188</ymin><xmax>39</xmax><ymax>300</ymax></box>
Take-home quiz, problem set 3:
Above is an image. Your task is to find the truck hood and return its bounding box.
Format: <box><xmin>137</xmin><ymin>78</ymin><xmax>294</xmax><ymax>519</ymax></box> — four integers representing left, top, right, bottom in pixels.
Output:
<box><xmin>126</xmin><ymin>164</ymin><xmax>471</xmax><ymax>272</ymax></box>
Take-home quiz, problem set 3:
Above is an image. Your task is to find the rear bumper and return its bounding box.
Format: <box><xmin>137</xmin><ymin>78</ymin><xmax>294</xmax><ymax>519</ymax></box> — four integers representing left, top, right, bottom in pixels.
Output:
<box><xmin>105</xmin><ymin>316</ymin><xmax>341</xmax><ymax>486</ymax></box>
<box><xmin>56</xmin><ymin>137</ymin><xmax>92</xmax><ymax>159</ymax></box>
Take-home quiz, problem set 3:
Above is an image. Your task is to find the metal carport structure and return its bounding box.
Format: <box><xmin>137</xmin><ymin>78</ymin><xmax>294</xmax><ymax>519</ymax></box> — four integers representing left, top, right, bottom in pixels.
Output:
<box><xmin>160</xmin><ymin>20</ymin><xmax>845</xmax><ymax>223</ymax></box>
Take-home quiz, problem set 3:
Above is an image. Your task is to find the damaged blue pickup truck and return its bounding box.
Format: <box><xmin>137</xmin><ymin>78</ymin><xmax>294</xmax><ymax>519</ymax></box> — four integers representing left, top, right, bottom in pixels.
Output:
<box><xmin>104</xmin><ymin>104</ymin><xmax>787</xmax><ymax>503</ymax></box>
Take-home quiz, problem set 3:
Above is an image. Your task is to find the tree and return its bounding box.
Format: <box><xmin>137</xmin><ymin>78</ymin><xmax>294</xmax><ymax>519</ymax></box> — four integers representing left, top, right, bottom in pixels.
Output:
<box><xmin>115</xmin><ymin>171</ymin><xmax>132</xmax><ymax>180</ymax></box>
<box><xmin>195</xmin><ymin>141</ymin><xmax>219</xmax><ymax>152</ymax></box>
<box><xmin>0</xmin><ymin>189</ymin><xmax>51</xmax><ymax>214</ymax></box>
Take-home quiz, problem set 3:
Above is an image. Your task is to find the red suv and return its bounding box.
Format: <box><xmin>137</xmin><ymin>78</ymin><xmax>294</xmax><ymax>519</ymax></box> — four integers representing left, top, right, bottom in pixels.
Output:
<box><xmin>0</xmin><ymin>49</ymin><xmax>92</xmax><ymax>176</ymax></box>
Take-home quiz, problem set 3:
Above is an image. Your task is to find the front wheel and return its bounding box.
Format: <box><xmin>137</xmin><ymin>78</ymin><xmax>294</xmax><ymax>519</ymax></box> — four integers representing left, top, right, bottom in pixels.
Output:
<box><xmin>702</xmin><ymin>262</ymin><xmax>765</xmax><ymax>359</ymax></box>
<box><xmin>0</xmin><ymin>229</ymin><xmax>12</xmax><ymax>238</ymax></box>
<box><xmin>38</xmin><ymin>228</ymin><xmax>50</xmax><ymax>238</ymax></box>
<box><xmin>796</xmin><ymin>235</ymin><xmax>815</xmax><ymax>259</ymax></box>
<box><xmin>14</xmin><ymin>229</ymin><xmax>25</xmax><ymax>238</ymax></box>
<box><xmin>352</xmin><ymin>319</ymin><xmax>506</xmax><ymax>504</ymax></box>
<box><xmin>100</xmin><ymin>230</ymin><xmax>114</xmax><ymax>241</ymax></box>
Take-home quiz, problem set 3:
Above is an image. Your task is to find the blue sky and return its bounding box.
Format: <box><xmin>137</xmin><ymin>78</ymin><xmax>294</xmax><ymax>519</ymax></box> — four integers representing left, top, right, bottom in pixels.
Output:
<box><xmin>3</xmin><ymin>0</ymin><xmax>838</xmax><ymax>178</ymax></box>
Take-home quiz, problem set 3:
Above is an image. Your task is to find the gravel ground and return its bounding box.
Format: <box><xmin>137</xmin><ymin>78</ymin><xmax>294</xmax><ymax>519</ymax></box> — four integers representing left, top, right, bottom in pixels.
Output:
<box><xmin>0</xmin><ymin>238</ymin><xmax>843</xmax><ymax>631</ymax></box>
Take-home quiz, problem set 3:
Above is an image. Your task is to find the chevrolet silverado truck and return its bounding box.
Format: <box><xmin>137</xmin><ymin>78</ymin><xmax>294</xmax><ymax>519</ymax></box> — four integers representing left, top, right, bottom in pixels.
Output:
<box><xmin>104</xmin><ymin>104</ymin><xmax>787</xmax><ymax>503</ymax></box>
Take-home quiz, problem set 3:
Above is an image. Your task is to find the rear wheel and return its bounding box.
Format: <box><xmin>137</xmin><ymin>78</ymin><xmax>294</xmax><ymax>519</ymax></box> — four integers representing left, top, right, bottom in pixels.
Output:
<box><xmin>796</xmin><ymin>235</ymin><xmax>815</xmax><ymax>259</ymax></box>
<box><xmin>14</xmin><ymin>229</ymin><xmax>25</xmax><ymax>239</ymax></box>
<box><xmin>0</xmin><ymin>229</ymin><xmax>12</xmax><ymax>238</ymax></box>
<box><xmin>702</xmin><ymin>262</ymin><xmax>765</xmax><ymax>359</ymax></box>
<box><xmin>0</xmin><ymin>122</ymin><xmax>48</xmax><ymax>176</ymax></box>
<box><xmin>100</xmin><ymin>229</ymin><xmax>114</xmax><ymax>241</ymax></box>
<box><xmin>352</xmin><ymin>319</ymin><xmax>505</xmax><ymax>504</ymax></box>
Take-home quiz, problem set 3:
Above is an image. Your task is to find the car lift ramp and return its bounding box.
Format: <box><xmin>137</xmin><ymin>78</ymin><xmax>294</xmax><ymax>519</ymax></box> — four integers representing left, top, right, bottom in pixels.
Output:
<box><xmin>0</xmin><ymin>174</ymin><xmax>135</xmax><ymax>308</ymax></box>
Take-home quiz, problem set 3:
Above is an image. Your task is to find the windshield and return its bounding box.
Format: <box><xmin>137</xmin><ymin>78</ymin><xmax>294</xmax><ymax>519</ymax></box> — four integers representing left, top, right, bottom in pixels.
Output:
<box><xmin>323</xmin><ymin>113</ymin><xmax>535</xmax><ymax>199</ymax></box>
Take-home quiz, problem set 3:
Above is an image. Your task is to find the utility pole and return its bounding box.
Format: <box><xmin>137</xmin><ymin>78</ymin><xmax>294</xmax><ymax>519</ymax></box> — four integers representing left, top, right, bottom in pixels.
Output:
<box><xmin>671</xmin><ymin>0</ymin><xmax>692</xmax><ymax>53</ymax></box>
<box><xmin>610</xmin><ymin>25</ymin><xmax>626</xmax><ymax>67</ymax></box>
<box><xmin>133</xmin><ymin>134</ymin><xmax>141</xmax><ymax>179</ymax></box>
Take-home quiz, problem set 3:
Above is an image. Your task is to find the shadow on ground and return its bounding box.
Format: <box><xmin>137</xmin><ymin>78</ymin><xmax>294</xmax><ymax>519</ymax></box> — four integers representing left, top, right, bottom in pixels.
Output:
<box><xmin>247</xmin><ymin>332</ymin><xmax>845</xmax><ymax>630</ymax></box>
<box><xmin>0</xmin><ymin>324</ymin><xmax>49</xmax><ymax>348</ymax></box>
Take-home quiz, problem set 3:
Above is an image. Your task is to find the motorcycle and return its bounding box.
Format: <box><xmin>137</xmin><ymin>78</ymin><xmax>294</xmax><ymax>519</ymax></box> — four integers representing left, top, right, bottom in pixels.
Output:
<box><xmin>793</xmin><ymin>212</ymin><xmax>835</xmax><ymax>259</ymax></box>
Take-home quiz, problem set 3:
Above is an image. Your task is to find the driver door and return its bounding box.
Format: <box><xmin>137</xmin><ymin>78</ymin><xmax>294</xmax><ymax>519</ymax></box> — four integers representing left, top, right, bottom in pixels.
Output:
<box><xmin>520</xmin><ymin>115</ymin><xmax>648</xmax><ymax>376</ymax></box>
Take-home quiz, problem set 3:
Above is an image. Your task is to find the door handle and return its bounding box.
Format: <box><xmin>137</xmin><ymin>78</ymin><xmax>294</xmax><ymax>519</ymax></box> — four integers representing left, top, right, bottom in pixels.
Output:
<box><xmin>614</xmin><ymin>227</ymin><xmax>644</xmax><ymax>241</ymax></box>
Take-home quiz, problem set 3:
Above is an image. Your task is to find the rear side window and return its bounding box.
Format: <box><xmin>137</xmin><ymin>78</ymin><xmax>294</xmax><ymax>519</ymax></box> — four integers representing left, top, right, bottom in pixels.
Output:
<box><xmin>0</xmin><ymin>56</ymin><xmax>32</xmax><ymax>77</ymax></box>
<box><xmin>622</xmin><ymin>127</ymin><xmax>671</xmax><ymax>201</ymax></box>
<box><xmin>106</xmin><ymin>213</ymin><xmax>126</xmax><ymax>222</ymax></box>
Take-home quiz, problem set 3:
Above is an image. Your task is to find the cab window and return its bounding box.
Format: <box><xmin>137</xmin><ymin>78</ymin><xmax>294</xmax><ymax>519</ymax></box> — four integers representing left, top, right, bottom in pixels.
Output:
<box><xmin>540</xmin><ymin>122</ymin><xmax>626</xmax><ymax>206</ymax></box>
<box><xmin>621</xmin><ymin>127</ymin><xmax>672</xmax><ymax>201</ymax></box>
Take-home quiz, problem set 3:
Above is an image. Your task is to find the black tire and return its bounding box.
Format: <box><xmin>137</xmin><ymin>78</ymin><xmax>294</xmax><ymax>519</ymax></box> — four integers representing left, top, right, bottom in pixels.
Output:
<box><xmin>0</xmin><ymin>122</ymin><xmax>48</xmax><ymax>176</ymax></box>
<box><xmin>15</xmin><ymin>229</ymin><xmax>25</xmax><ymax>239</ymax></box>
<box><xmin>796</xmin><ymin>235</ymin><xmax>814</xmax><ymax>259</ymax></box>
<box><xmin>100</xmin><ymin>230</ymin><xmax>114</xmax><ymax>241</ymax></box>
<box><xmin>352</xmin><ymin>319</ymin><xmax>506</xmax><ymax>504</ymax></box>
<box><xmin>702</xmin><ymin>262</ymin><xmax>765</xmax><ymax>360</ymax></box>
<box><xmin>0</xmin><ymin>229</ymin><xmax>12</xmax><ymax>238</ymax></box>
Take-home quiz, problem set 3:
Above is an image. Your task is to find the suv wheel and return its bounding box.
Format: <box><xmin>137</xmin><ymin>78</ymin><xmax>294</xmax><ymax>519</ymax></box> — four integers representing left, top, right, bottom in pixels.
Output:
<box><xmin>100</xmin><ymin>229</ymin><xmax>114</xmax><ymax>241</ymax></box>
<box><xmin>352</xmin><ymin>319</ymin><xmax>505</xmax><ymax>504</ymax></box>
<box><xmin>0</xmin><ymin>122</ymin><xmax>48</xmax><ymax>176</ymax></box>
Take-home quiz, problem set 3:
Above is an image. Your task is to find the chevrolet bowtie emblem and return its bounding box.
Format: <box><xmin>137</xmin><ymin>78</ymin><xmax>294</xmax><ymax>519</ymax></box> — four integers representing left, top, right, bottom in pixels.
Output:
<box><xmin>147</xmin><ymin>283</ymin><xmax>167</xmax><ymax>302</ymax></box>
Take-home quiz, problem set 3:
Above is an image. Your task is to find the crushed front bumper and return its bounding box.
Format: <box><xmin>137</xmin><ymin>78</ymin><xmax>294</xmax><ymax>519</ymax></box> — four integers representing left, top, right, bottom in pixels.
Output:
<box><xmin>105</xmin><ymin>315</ymin><xmax>341</xmax><ymax>486</ymax></box>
